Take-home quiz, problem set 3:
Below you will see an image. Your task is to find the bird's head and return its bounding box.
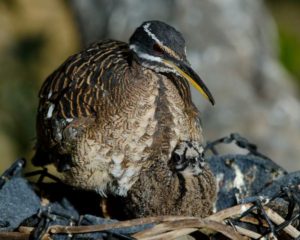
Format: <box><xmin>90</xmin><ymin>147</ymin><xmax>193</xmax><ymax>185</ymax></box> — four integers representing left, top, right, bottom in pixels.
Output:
<box><xmin>129</xmin><ymin>20</ymin><xmax>215</xmax><ymax>105</ymax></box>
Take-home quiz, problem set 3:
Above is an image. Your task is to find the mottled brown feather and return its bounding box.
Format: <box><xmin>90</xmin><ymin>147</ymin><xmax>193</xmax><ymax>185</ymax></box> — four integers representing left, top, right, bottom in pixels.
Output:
<box><xmin>36</xmin><ymin>40</ymin><xmax>130</xmax><ymax>155</ymax></box>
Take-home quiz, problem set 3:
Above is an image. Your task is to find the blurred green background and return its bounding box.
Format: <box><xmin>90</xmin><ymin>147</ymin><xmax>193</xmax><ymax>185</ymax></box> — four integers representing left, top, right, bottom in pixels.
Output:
<box><xmin>0</xmin><ymin>0</ymin><xmax>299</xmax><ymax>172</ymax></box>
<box><xmin>0</xmin><ymin>0</ymin><xmax>79</xmax><ymax>170</ymax></box>
<box><xmin>267</xmin><ymin>0</ymin><xmax>300</xmax><ymax>86</ymax></box>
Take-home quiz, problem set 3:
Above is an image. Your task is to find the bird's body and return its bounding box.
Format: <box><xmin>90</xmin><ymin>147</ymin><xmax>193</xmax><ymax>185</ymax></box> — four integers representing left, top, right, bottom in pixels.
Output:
<box><xmin>34</xmin><ymin>21</ymin><xmax>216</xmax><ymax>217</ymax></box>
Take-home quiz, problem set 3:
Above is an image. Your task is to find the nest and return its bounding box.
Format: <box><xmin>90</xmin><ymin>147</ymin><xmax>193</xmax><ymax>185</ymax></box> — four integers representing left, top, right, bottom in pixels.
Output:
<box><xmin>1</xmin><ymin>134</ymin><xmax>300</xmax><ymax>240</ymax></box>
<box><xmin>1</xmin><ymin>197</ymin><xmax>300</xmax><ymax>239</ymax></box>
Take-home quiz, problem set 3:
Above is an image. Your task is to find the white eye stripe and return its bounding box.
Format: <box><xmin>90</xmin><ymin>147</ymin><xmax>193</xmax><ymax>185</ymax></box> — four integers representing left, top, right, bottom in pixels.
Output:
<box><xmin>143</xmin><ymin>23</ymin><xmax>162</xmax><ymax>45</ymax></box>
<box><xmin>129</xmin><ymin>44</ymin><xmax>162</xmax><ymax>62</ymax></box>
<box><xmin>139</xmin><ymin>53</ymin><xmax>162</xmax><ymax>62</ymax></box>
<box><xmin>143</xmin><ymin>23</ymin><xmax>182</xmax><ymax>61</ymax></box>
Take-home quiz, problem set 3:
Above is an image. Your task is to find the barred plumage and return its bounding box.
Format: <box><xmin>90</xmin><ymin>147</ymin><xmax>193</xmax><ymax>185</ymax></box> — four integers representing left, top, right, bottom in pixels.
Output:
<box><xmin>33</xmin><ymin>21</ymin><xmax>216</xmax><ymax>218</ymax></box>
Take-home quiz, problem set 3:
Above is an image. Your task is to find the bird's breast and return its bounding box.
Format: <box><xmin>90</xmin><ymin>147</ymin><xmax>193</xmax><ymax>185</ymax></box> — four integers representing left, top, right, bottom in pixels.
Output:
<box><xmin>69</xmin><ymin>68</ymin><xmax>160</xmax><ymax>195</ymax></box>
<box><xmin>66</xmin><ymin>67</ymin><xmax>202</xmax><ymax>196</ymax></box>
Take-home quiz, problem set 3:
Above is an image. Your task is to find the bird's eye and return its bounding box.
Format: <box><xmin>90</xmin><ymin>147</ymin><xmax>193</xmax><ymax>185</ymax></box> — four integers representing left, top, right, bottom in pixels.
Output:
<box><xmin>153</xmin><ymin>44</ymin><xmax>164</xmax><ymax>55</ymax></box>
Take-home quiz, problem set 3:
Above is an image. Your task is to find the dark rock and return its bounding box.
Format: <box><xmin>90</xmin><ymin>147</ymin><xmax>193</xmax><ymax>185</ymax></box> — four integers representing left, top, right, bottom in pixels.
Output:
<box><xmin>208</xmin><ymin>153</ymin><xmax>286</xmax><ymax>212</ymax></box>
<box><xmin>0</xmin><ymin>177</ymin><xmax>40</xmax><ymax>231</ymax></box>
<box><xmin>260</xmin><ymin>171</ymin><xmax>300</xmax><ymax>197</ymax></box>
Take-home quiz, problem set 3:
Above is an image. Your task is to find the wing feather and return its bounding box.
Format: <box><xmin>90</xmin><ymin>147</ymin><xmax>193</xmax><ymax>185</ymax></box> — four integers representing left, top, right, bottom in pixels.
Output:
<box><xmin>34</xmin><ymin>40</ymin><xmax>130</xmax><ymax>165</ymax></box>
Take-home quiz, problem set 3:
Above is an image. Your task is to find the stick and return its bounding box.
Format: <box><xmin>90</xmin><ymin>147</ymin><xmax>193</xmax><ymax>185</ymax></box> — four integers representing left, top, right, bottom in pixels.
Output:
<box><xmin>265</xmin><ymin>207</ymin><xmax>300</xmax><ymax>238</ymax></box>
<box><xmin>48</xmin><ymin>215</ymin><xmax>197</xmax><ymax>234</ymax></box>
<box><xmin>206</xmin><ymin>203</ymin><xmax>253</xmax><ymax>222</ymax></box>
<box><xmin>0</xmin><ymin>232</ymin><xmax>30</xmax><ymax>240</ymax></box>
<box><xmin>133</xmin><ymin>219</ymin><xmax>245</xmax><ymax>240</ymax></box>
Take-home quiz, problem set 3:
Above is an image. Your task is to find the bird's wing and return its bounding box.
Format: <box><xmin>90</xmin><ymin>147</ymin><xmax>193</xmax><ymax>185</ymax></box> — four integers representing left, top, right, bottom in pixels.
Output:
<box><xmin>34</xmin><ymin>40</ymin><xmax>130</xmax><ymax>165</ymax></box>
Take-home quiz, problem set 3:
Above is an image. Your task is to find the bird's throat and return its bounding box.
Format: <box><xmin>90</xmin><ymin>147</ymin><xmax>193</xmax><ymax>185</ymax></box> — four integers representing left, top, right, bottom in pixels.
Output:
<box><xmin>166</xmin><ymin>73</ymin><xmax>194</xmax><ymax>108</ymax></box>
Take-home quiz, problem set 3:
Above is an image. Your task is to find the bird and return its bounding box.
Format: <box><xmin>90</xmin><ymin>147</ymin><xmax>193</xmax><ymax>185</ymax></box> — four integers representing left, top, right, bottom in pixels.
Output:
<box><xmin>33</xmin><ymin>20</ymin><xmax>216</xmax><ymax>217</ymax></box>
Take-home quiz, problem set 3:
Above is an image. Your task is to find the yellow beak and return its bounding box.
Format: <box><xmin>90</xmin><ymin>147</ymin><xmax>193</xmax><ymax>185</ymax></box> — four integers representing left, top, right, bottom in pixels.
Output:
<box><xmin>163</xmin><ymin>59</ymin><xmax>215</xmax><ymax>105</ymax></box>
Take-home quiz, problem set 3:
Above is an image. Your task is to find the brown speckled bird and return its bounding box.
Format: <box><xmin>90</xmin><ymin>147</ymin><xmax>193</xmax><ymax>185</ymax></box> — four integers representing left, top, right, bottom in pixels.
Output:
<box><xmin>33</xmin><ymin>21</ymin><xmax>216</xmax><ymax>217</ymax></box>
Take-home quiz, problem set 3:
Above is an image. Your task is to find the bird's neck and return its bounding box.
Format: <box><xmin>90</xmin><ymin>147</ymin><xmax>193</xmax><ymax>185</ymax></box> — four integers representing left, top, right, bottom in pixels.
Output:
<box><xmin>130</xmin><ymin>57</ymin><xmax>195</xmax><ymax>112</ymax></box>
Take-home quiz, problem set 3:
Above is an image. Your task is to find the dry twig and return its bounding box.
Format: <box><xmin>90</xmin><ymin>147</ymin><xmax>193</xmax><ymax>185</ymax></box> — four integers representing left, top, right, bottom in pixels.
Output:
<box><xmin>1</xmin><ymin>203</ymin><xmax>300</xmax><ymax>240</ymax></box>
<box><xmin>133</xmin><ymin>219</ymin><xmax>245</xmax><ymax>240</ymax></box>
<box><xmin>47</xmin><ymin>215</ymin><xmax>196</xmax><ymax>235</ymax></box>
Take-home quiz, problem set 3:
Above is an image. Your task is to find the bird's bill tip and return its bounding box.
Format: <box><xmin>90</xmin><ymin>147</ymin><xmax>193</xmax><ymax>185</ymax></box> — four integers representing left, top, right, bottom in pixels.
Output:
<box><xmin>193</xmin><ymin>81</ymin><xmax>215</xmax><ymax>105</ymax></box>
